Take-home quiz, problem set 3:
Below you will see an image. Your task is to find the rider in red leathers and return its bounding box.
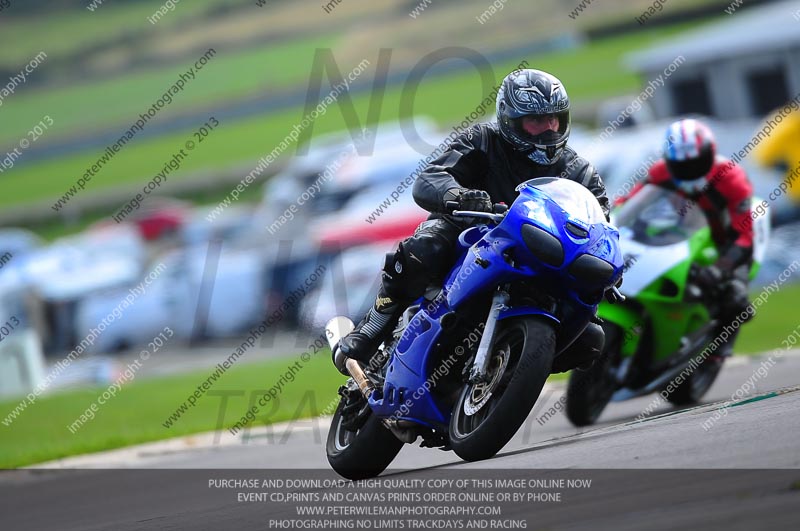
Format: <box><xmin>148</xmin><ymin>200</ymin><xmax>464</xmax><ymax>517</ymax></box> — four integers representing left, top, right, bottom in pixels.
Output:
<box><xmin>618</xmin><ymin>118</ymin><xmax>755</xmax><ymax>357</ymax></box>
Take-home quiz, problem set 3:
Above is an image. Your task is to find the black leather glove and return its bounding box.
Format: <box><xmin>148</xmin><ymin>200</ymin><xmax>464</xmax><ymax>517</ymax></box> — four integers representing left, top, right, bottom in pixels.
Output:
<box><xmin>443</xmin><ymin>188</ymin><xmax>492</xmax><ymax>213</ymax></box>
<box><xmin>696</xmin><ymin>264</ymin><xmax>723</xmax><ymax>289</ymax></box>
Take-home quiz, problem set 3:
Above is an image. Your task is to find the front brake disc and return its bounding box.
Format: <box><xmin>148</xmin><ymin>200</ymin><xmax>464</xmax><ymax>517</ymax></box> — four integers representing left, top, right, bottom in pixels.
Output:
<box><xmin>463</xmin><ymin>345</ymin><xmax>510</xmax><ymax>416</ymax></box>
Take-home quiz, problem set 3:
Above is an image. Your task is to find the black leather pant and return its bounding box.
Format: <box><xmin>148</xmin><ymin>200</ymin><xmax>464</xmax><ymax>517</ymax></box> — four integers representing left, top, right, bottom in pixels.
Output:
<box><xmin>380</xmin><ymin>218</ymin><xmax>463</xmax><ymax>303</ymax></box>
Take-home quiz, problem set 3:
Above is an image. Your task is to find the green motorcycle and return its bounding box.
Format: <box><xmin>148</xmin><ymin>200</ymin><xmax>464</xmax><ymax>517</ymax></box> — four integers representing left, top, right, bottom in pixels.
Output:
<box><xmin>565</xmin><ymin>184</ymin><xmax>770</xmax><ymax>426</ymax></box>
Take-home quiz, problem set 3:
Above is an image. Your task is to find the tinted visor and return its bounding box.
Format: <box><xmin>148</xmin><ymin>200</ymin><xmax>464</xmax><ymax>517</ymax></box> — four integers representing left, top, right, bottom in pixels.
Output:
<box><xmin>665</xmin><ymin>148</ymin><xmax>713</xmax><ymax>181</ymax></box>
<box><xmin>509</xmin><ymin>110</ymin><xmax>570</xmax><ymax>146</ymax></box>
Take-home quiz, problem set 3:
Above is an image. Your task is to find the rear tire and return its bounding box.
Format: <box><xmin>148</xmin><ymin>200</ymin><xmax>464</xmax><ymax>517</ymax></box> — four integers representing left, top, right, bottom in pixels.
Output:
<box><xmin>448</xmin><ymin>318</ymin><xmax>554</xmax><ymax>462</ymax></box>
<box><xmin>326</xmin><ymin>398</ymin><xmax>403</xmax><ymax>480</ymax></box>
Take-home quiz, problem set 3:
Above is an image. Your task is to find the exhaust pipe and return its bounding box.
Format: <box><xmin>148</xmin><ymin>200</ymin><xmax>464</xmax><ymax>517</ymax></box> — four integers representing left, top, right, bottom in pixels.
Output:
<box><xmin>325</xmin><ymin>316</ymin><xmax>375</xmax><ymax>399</ymax></box>
<box><xmin>346</xmin><ymin>359</ymin><xmax>375</xmax><ymax>399</ymax></box>
<box><xmin>326</xmin><ymin>318</ymin><xmax>417</xmax><ymax>444</ymax></box>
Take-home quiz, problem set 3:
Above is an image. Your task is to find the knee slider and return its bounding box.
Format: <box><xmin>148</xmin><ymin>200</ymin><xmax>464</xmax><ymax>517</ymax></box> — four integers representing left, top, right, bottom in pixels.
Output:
<box><xmin>406</xmin><ymin>231</ymin><xmax>449</xmax><ymax>262</ymax></box>
<box><xmin>381</xmin><ymin>243</ymin><xmax>428</xmax><ymax>301</ymax></box>
<box><xmin>382</xmin><ymin>232</ymin><xmax>452</xmax><ymax>300</ymax></box>
<box><xmin>381</xmin><ymin>249</ymin><xmax>407</xmax><ymax>300</ymax></box>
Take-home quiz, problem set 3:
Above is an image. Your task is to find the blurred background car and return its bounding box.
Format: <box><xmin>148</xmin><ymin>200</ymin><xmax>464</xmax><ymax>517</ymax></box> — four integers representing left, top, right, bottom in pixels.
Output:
<box><xmin>299</xmin><ymin>239</ymin><xmax>397</xmax><ymax>332</ymax></box>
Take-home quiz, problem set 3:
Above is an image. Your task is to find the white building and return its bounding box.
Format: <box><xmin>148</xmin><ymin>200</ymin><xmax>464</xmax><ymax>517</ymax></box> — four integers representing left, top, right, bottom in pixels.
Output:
<box><xmin>626</xmin><ymin>0</ymin><xmax>800</xmax><ymax>120</ymax></box>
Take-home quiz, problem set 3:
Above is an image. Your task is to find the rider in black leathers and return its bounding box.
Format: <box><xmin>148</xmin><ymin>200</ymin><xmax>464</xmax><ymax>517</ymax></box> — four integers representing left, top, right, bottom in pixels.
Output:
<box><xmin>336</xmin><ymin>68</ymin><xmax>610</xmax><ymax>372</ymax></box>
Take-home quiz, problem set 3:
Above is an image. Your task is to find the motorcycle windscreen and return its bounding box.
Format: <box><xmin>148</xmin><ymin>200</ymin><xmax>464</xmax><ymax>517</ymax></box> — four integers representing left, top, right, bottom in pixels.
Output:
<box><xmin>516</xmin><ymin>177</ymin><xmax>607</xmax><ymax>225</ymax></box>
<box><xmin>612</xmin><ymin>184</ymin><xmax>707</xmax><ymax>246</ymax></box>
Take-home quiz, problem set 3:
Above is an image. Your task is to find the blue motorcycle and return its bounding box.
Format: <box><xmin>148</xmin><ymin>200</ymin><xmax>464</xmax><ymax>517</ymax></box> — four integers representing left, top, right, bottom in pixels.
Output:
<box><xmin>325</xmin><ymin>177</ymin><xmax>624</xmax><ymax>479</ymax></box>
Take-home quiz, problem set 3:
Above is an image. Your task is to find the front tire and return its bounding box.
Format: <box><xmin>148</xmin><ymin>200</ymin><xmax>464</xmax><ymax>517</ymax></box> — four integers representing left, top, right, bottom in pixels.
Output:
<box><xmin>565</xmin><ymin>354</ymin><xmax>617</xmax><ymax>427</ymax></box>
<box><xmin>326</xmin><ymin>397</ymin><xmax>403</xmax><ymax>480</ymax></box>
<box><xmin>448</xmin><ymin>318</ymin><xmax>554</xmax><ymax>462</ymax></box>
<box><xmin>666</xmin><ymin>354</ymin><xmax>723</xmax><ymax>405</ymax></box>
<box><xmin>565</xmin><ymin>324</ymin><xmax>620</xmax><ymax>427</ymax></box>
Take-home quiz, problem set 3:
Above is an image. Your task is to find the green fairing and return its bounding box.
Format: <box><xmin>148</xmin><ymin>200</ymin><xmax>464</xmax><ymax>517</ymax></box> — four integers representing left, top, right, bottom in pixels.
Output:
<box><xmin>597</xmin><ymin>303</ymin><xmax>643</xmax><ymax>358</ymax></box>
<box><xmin>567</xmin><ymin>187</ymin><xmax>767</xmax><ymax>427</ymax></box>
<box><xmin>599</xmin><ymin>228</ymin><xmax>714</xmax><ymax>362</ymax></box>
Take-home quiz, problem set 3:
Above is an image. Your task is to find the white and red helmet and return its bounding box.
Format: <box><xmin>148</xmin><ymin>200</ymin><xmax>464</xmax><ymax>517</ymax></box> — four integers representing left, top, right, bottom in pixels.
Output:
<box><xmin>663</xmin><ymin>118</ymin><xmax>716</xmax><ymax>181</ymax></box>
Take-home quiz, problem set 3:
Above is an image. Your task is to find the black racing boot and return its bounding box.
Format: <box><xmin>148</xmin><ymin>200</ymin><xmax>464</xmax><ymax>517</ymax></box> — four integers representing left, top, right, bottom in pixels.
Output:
<box><xmin>712</xmin><ymin>280</ymin><xmax>751</xmax><ymax>359</ymax></box>
<box><xmin>336</xmin><ymin>288</ymin><xmax>404</xmax><ymax>367</ymax></box>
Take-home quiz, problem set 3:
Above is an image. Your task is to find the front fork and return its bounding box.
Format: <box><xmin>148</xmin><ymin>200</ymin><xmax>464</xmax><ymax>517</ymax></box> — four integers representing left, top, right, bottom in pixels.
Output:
<box><xmin>468</xmin><ymin>289</ymin><xmax>510</xmax><ymax>383</ymax></box>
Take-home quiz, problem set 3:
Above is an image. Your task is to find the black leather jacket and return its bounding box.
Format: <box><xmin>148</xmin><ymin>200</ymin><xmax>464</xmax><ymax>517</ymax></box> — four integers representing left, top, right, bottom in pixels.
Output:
<box><xmin>413</xmin><ymin>123</ymin><xmax>610</xmax><ymax>220</ymax></box>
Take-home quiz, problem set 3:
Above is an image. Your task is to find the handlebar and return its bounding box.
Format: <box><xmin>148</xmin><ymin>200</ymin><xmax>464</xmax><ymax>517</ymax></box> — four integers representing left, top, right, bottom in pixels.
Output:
<box><xmin>447</xmin><ymin>202</ymin><xmax>508</xmax><ymax>224</ymax></box>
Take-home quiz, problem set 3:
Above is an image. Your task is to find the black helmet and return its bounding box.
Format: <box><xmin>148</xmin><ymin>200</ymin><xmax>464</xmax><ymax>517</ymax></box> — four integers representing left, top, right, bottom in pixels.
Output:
<box><xmin>496</xmin><ymin>69</ymin><xmax>571</xmax><ymax>165</ymax></box>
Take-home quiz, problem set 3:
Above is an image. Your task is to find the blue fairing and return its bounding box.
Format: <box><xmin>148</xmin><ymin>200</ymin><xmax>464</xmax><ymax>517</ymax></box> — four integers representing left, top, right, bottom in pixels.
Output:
<box><xmin>367</xmin><ymin>177</ymin><xmax>623</xmax><ymax>429</ymax></box>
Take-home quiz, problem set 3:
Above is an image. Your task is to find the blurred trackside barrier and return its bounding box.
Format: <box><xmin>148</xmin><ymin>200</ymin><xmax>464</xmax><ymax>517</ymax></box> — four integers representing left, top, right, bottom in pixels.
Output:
<box><xmin>1</xmin><ymin>262</ymin><xmax>167</xmax><ymax>427</ymax></box>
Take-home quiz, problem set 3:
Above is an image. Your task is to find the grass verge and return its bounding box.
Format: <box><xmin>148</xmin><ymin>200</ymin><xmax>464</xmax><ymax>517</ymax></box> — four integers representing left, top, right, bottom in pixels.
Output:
<box><xmin>0</xmin><ymin>0</ymin><xmax>212</xmax><ymax>69</ymax></box>
<box><xmin>0</xmin><ymin>33</ymin><xmax>338</xmax><ymax>147</ymax></box>
<box><xmin>737</xmin><ymin>283</ymin><xmax>800</xmax><ymax>354</ymax></box>
<box><xmin>0</xmin><ymin>349</ymin><xmax>340</xmax><ymax>469</ymax></box>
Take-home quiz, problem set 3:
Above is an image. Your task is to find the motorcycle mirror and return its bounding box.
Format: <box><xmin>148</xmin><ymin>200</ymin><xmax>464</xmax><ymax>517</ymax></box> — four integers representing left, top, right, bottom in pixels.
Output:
<box><xmin>605</xmin><ymin>285</ymin><xmax>626</xmax><ymax>304</ymax></box>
